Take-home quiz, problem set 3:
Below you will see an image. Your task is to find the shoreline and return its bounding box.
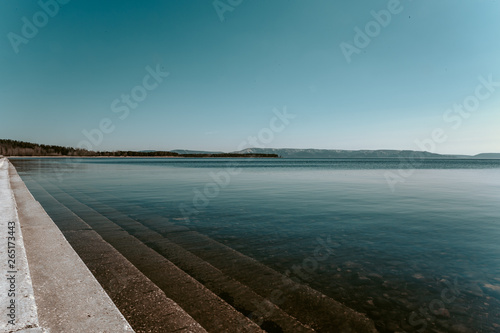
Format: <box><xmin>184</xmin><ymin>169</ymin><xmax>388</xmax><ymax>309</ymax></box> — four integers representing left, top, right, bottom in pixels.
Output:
<box><xmin>5</xmin><ymin>155</ymin><xmax>280</xmax><ymax>159</ymax></box>
<box><xmin>1</xmin><ymin>158</ymin><xmax>135</xmax><ymax>332</ymax></box>
<box><xmin>5</xmin><ymin>155</ymin><xmax>500</xmax><ymax>160</ymax></box>
<box><xmin>5</xmin><ymin>157</ymin><xmax>380</xmax><ymax>332</ymax></box>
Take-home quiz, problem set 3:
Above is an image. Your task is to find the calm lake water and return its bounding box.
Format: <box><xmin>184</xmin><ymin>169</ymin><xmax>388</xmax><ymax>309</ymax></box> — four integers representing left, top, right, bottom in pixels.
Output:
<box><xmin>11</xmin><ymin>158</ymin><xmax>500</xmax><ymax>332</ymax></box>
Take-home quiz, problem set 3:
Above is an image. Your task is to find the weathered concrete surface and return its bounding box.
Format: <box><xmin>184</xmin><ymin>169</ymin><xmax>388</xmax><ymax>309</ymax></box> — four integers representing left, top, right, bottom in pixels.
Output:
<box><xmin>6</xmin><ymin>159</ymin><xmax>134</xmax><ymax>332</ymax></box>
<box><xmin>0</xmin><ymin>158</ymin><xmax>40</xmax><ymax>332</ymax></box>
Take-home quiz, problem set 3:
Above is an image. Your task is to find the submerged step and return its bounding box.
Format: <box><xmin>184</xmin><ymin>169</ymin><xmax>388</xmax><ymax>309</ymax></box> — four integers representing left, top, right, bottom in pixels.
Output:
<box><xmin>6</xmin><ymin>159</ymin><xmax>134</xmax><ymax>332</ymax></box>
<box><xmin>22</xmin><ymin>178</ymin><xmax>206</xmax><ymax>333</ymax></box>
<box><xmin>30</xmin><ymin>180</ymin><xmax>264</xmax><ymax>333</ymax></box>
<box><xmin>59</xmin><ymin>186</ymin><xmax>317</xmax><ymax>333</ymax></box>
<box><xmin>43</xmin><ymin>179</ymin><xmax>378</xmax><ymax>333</ymax></box>
<box><xmin>114</xmin><ymin>197</ymin><xmax>379</xmax><ymax>332</ymax></box>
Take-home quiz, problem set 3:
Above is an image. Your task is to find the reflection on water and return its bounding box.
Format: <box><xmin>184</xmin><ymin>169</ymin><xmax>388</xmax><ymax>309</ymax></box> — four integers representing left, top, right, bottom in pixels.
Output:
<box><xmin>11</xmin><ymin>158</ymin><xmax>500</xmax><ymax>332</ymax></box>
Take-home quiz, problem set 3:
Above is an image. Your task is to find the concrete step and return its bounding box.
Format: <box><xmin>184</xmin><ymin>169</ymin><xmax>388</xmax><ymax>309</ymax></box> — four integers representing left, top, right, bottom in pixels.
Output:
<box><xmin>22</xmin><ymin>177</ymin><xmax>206</xmax><ymax>333</ymax></box>
<box><xmin>29</xmin><ymin>179</ymin><xmax>263</xmax><ymax>333</ymax></box>
<box><xmin>109</xmin><ymin>196</ymin><xmax>379</xmax><ymax>333</ymax></box>
<box><xmin>57</xmin><ymin>185</ymin><xmax>317</xmax><ymax>333</ymax></box>
<box><xmin>5</xmin><ymin>159</ymin><xmax>134</xmax><ymax>333</ymax></box>
<box><xmin>55</xmin><ymin>182</ymin><xmax>379</xmax><ymax>333</ymax></box>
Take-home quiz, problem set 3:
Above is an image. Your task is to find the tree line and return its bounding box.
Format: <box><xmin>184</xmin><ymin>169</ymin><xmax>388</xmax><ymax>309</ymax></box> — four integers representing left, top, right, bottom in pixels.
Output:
<box><xmin>0</xmin><ymin>139</ymin><xmax>278</xmax><ymax>158</ymax></box>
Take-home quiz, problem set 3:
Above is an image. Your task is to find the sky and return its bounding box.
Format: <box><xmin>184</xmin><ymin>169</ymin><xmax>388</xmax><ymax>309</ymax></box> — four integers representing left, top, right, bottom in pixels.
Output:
<box><xmin>1</xmin><ymin>0</ymin><xmax>499</xmax><ymax>155</ymax></box>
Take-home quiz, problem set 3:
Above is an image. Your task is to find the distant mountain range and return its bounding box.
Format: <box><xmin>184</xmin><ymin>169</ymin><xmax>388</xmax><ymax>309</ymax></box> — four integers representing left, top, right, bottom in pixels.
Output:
<box><xmin>2</xmin><ymin>139</ymin><xmax>499</xmax><ymax>159</ymax></box>
<box><xmin>473</xmin><ymin>153</ymin><xmax>500</xmax><ymax>159</ymax></box>
<box><xmin>231</xmin><ymin>148</ymin><xmax>500</xmax><ymax>159</ymax></box>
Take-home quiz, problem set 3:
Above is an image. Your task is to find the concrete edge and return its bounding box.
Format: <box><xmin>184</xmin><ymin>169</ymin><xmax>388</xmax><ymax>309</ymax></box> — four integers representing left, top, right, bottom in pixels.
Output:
<box><xmin>1</xmin><ymin>158</ymin><xmax>41</xmax><ymax>332</ymax></box>
<box><xmin>6</xmin><ymin>158</ymin><xmax>135</xmax><ymax>333</ymax></box>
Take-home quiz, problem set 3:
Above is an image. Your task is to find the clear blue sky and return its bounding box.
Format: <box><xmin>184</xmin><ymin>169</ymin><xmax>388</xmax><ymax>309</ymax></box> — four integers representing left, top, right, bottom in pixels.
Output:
<box><xmin>1</xmin><ymin>0</ymin><xmax>499</xmax><ymax>154</ymax></box>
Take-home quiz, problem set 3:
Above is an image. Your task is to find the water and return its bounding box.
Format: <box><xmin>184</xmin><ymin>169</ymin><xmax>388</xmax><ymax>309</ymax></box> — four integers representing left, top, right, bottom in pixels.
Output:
<box><xmin>11</xmin><ymin>158</ymin><xmax>500</xmax><ymax>332</ymax></box>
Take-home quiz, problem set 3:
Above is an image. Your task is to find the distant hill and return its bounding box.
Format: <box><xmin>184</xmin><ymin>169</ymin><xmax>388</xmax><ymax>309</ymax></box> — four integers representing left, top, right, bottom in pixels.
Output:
<box><xmin>473</xmin><ymin>153</ymin><xmax>500</xmax><ymax>159</ymax></box>
<box><xmin>2</xmin><ymin>139</ymin><xmax>498</xmax><ymax>159</ymax></box>
<box><xmin>232</xmin><ymin>148</ymin><xmax>500</xmax><ymax>159</ymax></box>
<box><xmin>232</xmin><ymin>148</ymin><xmax>443</xmax><ymax>159</ymax></box>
